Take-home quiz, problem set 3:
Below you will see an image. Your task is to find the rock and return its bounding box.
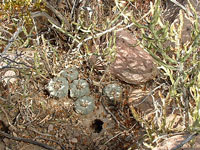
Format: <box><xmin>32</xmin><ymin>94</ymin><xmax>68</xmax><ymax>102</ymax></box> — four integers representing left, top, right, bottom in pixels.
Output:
<box><xmin>157</xmin><ymin>114</ymin><xmax>185</xmax><ymax>131</ymax></box>
<box><xmin>128</xmin><ymin>87</ymin><xmax>191</xmax><ymax>134</ymax></box>
<box><xmin>70</xmin><ymin>138</ymin><xmax>78</xmax><ymax>143</ymax></box>
<box><xmin>162</xmin><ymin>0</ymin><xmax>200</xmax><ymax>23</ymax></box>
<box><xmin>0</xmin><ymin>141</ymin><xmax>5</xmax><ymax>150</ymax></box>
<box><xmin>109</xmin><ymin>30</ymin><xmax>157</xmax><ymax>85</ymax></box>
<box><xmin>193</xmin><ymin>134</ymin><xmax>200</xmax><ymax>149</ymax></box>
<box><xmin>152</xmin><ymin>134</ymin><xmax>191</xmax><ymax>150</ymax></box>
<box><xmin>128</xmin><ymin>88</ymin><xmax>154</xmax><ymax>121</ymax></box>
<box><xmin>2</xmin><ymin>70</ymin><xmax>17</xmax><ymax>84</ymax></box>
<box><xmin>48</xmin><ymin>124</ymin><xmax>54</xmax><ymax>132</ymax></box>
<box><xmin>20</xmin><ymin>144</ymin><xmax>46</xmax><ymax>150</ymax></box>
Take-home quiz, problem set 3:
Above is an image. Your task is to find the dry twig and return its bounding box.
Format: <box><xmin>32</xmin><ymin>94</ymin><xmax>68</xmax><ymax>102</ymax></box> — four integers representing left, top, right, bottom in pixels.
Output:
<box><xmin>100</xmin><ymin>96</ymin><xmax>127</xmax><ymax>130</ymax></box>
<box><xmin>0</xmin><ymin>130</ymin><xmax>56</xmax><ymax>150</ymax></box>
<box><xmin>171</xmin><ymin>132</ymin><xmax>199</xmax><ymax>150</ymax></box>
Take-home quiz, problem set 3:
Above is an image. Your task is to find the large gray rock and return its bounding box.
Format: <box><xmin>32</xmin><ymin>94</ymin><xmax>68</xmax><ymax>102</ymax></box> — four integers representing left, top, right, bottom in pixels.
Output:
<box><xmin>109</xmin><ymin>30</ymin><xmax>157</xmax><ymax>85</ymax></box>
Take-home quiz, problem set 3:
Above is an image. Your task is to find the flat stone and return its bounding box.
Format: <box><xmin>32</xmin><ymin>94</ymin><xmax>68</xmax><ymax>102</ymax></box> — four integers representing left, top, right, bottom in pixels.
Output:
<box><xmin>2</xmin><ymin>70</ymin><xmax>17</xmax><ymax>84</ymax></box>
<box><xmin>0</xmin><ymin>141</ymin><xmax>5</xmax><ymax>150</ymax></box>
<box><xmin>128</xmin><ymin>88</ymin><xmax>154</xmax><ymax>121</ymax></box>
<box><xmin>48</xmin><ymin>124</ymin><xmax>54</xmax><ymax>132</ymax></box>
<box><xmin>70</xmin><ymin>138</ymin><xmax>78</xmax><ymax>143</ymax></box>
<box><xmin>153</xmin><ymin>134</ymin><xmax>191</xmax><ymax>150</ymax></box>
<box><xmin>20</xmin><ymin>144</ymin><xmax>46</xmax><ymax>150</ymax></box>
<box><xmin>109</xmin><ymin>30</ymin><xmax>157</xmax><ymax>85</ymax></box>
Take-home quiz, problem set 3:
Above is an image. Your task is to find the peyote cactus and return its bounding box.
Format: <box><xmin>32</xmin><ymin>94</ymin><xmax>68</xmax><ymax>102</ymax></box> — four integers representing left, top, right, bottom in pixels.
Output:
<box><xmin>74</xmin><ymin>96</ymin><xmax>95</xmax><ymax>115</ymax></box>
<box><xmin>46</xmin><ymin>77</ymin><xmax>69</xmax><ymax>98</ymax></box>
<box><xmin>70</xmin><ymin>79</ymin><xmax>90</xmax><ymax>99</ymax></box>
<box><xmin>59</xmin><ymin>66</ymin><xmax>79</xmax><ymax>82</ymax></box>
<box><xmin>103</xmin><ymin>83</ymin><xmax>122</xmax><ymax>101</ymax></box>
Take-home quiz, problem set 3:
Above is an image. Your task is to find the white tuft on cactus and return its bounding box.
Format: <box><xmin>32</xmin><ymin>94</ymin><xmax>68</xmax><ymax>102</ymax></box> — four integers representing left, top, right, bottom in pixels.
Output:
<box><xmin>59</xmin><ymin>66</ymin><xmax>79</xmax><ymax>82</ymax></box>
<box><xmin>103</xmin><ymin>83</ymin><xmax>122</xmax><ymax>101</ymax></box>
<box><xmin>70</xmin><ymin>79</ymin><xmax>90</xmax><ymax>99</ymax></box>
<box><xmin>47</xmin><ymin>77</ymin><xmax>69</xmax><ymax>98</ymax></box>
<box><xmin>74</xmin><ymin>96</ymin><xmax>95</xmax><ymax>115</ymax></box>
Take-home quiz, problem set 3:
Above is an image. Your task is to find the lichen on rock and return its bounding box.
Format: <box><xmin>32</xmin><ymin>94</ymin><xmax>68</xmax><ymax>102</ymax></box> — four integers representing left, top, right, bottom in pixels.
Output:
<box><xmin>74</xmin><ymin>96</ymin><xmax>95</xmax><ymax>115</ymax></box>
<box><xmin>70</xmin><ymin>79</ymin><xmax>90</xmax><ymax>99</ymax></box>
<box><xmin>59</xmin><ymin>66</ymin><xmax>79</xmax><ymax>82</ymax></box>
<box><xmin>103</xmin><ymin>83</ymin><xmax>122</xmax><ymax>101</ymax></box>
<box><xmin>110</xmin><ymin>30</ymin><xmax>158</xmax><ymax>84</ymax></box>
<box><xmin>46</xmin><ymin>77</ymin><xmax>69</xmax><ymax>98</ymax></box>
<box><xmin>88</xmin><ymin>30</ymin><xmax>158</xmax><ymax>85</ymax></box>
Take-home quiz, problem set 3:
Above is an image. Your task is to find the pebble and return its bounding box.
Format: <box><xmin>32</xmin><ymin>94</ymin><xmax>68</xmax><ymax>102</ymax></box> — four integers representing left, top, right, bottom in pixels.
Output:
<box><xmin>0</xmin><ymin>141</ymin><xmax>5</xmax><ymax>150</ymax></box>
<box><xmin>70</xmin><ymin>138</ymin><xmax>78</xmax><ymax>143</ymax></box>
<box><xmin>48</xmin><ymin>124</ymin><xmax>54</xmax><ymax>132</ymax></box>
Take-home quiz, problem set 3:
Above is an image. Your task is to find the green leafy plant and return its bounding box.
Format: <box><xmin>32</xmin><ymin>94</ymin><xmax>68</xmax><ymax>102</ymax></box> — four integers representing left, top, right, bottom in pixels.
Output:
<box><xmin>130</xmin><ymin>0</ymin><xmax>200</xmax><ymax>145</ymax></box>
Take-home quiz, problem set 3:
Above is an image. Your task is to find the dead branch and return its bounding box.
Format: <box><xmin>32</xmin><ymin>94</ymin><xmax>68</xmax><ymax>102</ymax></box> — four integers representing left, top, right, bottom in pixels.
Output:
<box><xmin>0</xmin><ymin>130</ymin><xmax>56</xmax><ymax>150</ymax></box>
<box><xmin>100</xmin><ymin>96</ymin><xmax>127</xmax><ymax>130</ymax></box>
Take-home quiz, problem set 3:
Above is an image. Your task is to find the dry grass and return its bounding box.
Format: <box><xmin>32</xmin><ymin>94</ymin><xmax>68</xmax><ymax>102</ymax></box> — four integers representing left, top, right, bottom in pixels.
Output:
<box><xmin>0</xmin><ymin>0</ymin><xmax>199</xmax><ymax>149</ymax></box>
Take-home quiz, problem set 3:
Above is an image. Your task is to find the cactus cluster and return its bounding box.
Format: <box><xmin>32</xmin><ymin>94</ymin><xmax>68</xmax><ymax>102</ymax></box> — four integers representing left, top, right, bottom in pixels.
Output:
<box><xmin>46</xmin><ymin>67</ymin><xmax>123</xmax><ymax>114</ymax></box>
<box><xmin>46</xmin><ymin>67</ymin><xmax>95</xmax><ymax>115</ymax></box>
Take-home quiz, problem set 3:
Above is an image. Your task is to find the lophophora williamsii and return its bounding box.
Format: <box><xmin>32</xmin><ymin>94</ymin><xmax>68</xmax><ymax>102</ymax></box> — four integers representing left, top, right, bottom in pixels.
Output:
<box><xmin>70</xmin><ymin>79</ymin><xmax>90</xmax><ymax>98</ymax></box>
<box><xmin>46</xmin><ymin>77</ymin><xmax>69</xmax><ymax>98</ymax></box>
<box><xmin>103</xmin><ymin>83</ymin><xmax>123</xmax><ymax>102</ymax></box>
<box><xmin>59</xmin><ymin>66</ymin><xmax>79</xmax><ymax>82</ymax></box>
<box><xmin>46</xmin><ymin>66</ymin><xmax>95</xmax><ymax>115</ymax></box>
<box><xmin>46</xmin><ymin>66</ymin><xmax>79</xmax><ymax>98</ymax></box>
<box><xmin>74</xmin><ymin>96</ymin><xmax>95</xmax><ymax>115</ymax></box>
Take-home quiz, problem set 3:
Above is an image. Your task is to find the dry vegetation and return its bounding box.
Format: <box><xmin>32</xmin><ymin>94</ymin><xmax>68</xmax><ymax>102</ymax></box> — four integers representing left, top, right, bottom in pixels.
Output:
<box><xmin>0</xmin><ymin>0</ymin><xmax>200</xmax><ymax>150</ymax></box>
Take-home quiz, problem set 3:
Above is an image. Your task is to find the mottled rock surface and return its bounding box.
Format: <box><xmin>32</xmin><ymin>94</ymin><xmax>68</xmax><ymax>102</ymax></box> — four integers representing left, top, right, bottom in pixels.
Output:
<box><xmin>128</xmin><ymin>88</ymin><xmax>154</xmax><ymax>121</ymax></box>
<box><xmin>109</xmin><ymin>30</ymin><xmax>157</xmax><ymax>85</ymax></box>
<box><xmin>20</xmin><ymin>144</ymin><xmax>46</xmax><ymax>150</ymax></box>
<box><xmin>152</xmin><ymin>134</ymin><xmax>200</xmax><ymax>150</ymax></box>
